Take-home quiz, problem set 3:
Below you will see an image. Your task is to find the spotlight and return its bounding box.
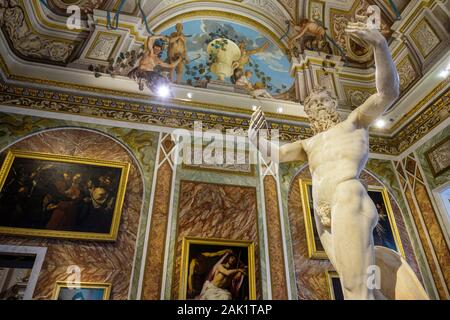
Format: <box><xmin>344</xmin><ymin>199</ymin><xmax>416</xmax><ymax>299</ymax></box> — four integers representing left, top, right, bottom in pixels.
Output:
<box><xmin>252</xmin><ymin>105</ymin><xmax>258</xmax><ymax>111</ymax></box>
<box><xmin>375</xmin><ymin>118</ymin><xmax>386</xmax><ymax>128</ymax></box>
<box><xmin>187</xmin><ymin>92</ymin><xmax>193</xmax><ymax>99</ymax></box>
<box><xmin>277</xmin><ymin>107</ymin><xmax>284</xmax><ymax>113</ymax></box>
<box><xmin>439</xmin><ymin>70</ymin><xmax>449</xmax><ymax>79</ymax></box>
<box><xmin>157</xmin><ymin>85</ymin><xmax>170</xmax><ymax>98</ymax></box>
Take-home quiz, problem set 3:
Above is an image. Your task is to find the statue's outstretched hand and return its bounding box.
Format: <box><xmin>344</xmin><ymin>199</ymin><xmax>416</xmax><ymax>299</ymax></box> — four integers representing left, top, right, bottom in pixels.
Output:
<box><xmin>345</xmin><ymin>22</ymin><xmax>386</xmax><ymax>47</ymax></box>
<box><xmin>249</xmin><ymin>106</ymin><xmax>268</xmax><ymax>146</ymax></box>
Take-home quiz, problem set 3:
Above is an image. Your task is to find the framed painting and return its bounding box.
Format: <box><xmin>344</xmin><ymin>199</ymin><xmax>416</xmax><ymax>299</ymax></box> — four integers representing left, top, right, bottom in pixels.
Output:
<box><xmin>0</xmin><ymin>245</ymin><xmax>47</xmax><ymax>300</ymax></box>
<box><xmin>53</xmin><ymin>281</ymin><xmax>111</xmax><ymax>300</ymax></box>
<box><xmin>299</xmin><ymin>179</ymin><xmax>327</xmax><ymax>259</ymax></box>
<box><xmin>326</xmin><ymin>271</ymin><xmax>344</xmax><ymax>300</ymax></box>
<box><xmin>0</xmin><ymin>150</ymin><xmax>130</xmax><ymax>241</ymax></box>
<box><xmin>179</xmin><ymin>237</ymin><xmax>256</xmax><ymax>300</ymax></box>
<box><xmin>300</xmin><ymin>179</ymin><xmax>405</xmax><ymax>259</ymax></box>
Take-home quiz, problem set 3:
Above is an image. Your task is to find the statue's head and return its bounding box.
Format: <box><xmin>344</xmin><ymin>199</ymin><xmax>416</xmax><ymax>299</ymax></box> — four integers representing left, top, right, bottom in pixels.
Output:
<box><xmin>176</xmin><ymin>23</ymin><xmax>183</xmax><ymax>33</ymax></box>
<box><xmin>304</xmin><ymin>87</ymin><xmax>341</xmax><ymax>135</ymax></box>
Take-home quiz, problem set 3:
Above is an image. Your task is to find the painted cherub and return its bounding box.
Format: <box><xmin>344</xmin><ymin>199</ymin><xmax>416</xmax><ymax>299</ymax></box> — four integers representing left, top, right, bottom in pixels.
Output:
<box><xmin>233</xmin><ymin>40</ymin><xmax>270</xmax><ymax>71</ymax></box>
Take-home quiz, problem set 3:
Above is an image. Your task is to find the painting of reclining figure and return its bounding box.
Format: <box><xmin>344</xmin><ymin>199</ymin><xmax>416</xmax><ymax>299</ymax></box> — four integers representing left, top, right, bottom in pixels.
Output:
<box><xmin>179</xmin><ymin>237</ymin><xmax>256</xmax><ymax>300</ymax></box>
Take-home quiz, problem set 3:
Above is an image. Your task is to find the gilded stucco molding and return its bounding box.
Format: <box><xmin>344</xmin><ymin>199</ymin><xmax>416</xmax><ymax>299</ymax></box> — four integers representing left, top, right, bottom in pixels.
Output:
<box><xmin>0</xmin><ymin>79</ymin><xmax>447</xmax><ymax>156</ymax></box>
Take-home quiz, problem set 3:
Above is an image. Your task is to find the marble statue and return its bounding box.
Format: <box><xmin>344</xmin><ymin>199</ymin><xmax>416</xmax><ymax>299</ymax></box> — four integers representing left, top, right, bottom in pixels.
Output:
<box><xmin>249</xmin><ymin>22</ymin><xmax>428</xmax><ymax>300</ymax></box>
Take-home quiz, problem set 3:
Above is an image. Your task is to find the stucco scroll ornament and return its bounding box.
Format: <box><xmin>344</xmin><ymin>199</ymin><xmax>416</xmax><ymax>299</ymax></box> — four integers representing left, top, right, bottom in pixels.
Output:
<box><xmin>0</xmin><ymin>0</ymin><xmax>74</xmax><ymax>63</ymax></box>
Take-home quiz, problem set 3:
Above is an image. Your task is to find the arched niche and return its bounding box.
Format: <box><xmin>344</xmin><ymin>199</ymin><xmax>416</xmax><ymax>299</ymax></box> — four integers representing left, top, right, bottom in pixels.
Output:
<box><xmin>0</xmin><ymin>128</ymin><xmax>144</xmax><ymax>300</ymax></box>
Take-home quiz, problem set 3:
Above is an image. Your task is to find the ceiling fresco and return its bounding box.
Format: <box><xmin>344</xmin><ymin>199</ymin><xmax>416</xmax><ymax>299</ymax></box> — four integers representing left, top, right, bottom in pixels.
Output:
<box><xmin>0</xmin><ymin>0</ymin><xmax>447</xmax><ymax>129</ymax></box>
<box><xmin>159</xmin><ymin>19</ymin><xmax>294</xmax><ymax>96</ymax></box>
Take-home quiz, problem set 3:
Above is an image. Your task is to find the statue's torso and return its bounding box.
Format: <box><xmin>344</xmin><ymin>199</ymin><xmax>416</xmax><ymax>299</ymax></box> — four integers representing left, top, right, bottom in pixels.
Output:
<box><xmin>302</xmin><ymin>116</ymin><xmax>369</xmax><ymax>205</ymax></box>
<box><xmin>139</xmin><ymin>52</ymin><xmax>157</xmax><ymax>71</ymax></box>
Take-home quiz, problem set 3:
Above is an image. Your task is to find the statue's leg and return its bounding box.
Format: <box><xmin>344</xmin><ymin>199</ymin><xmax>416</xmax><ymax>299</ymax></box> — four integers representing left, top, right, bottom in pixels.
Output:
<box><xmin>331</xmin><ymin>180</ymin><xmax>378</xmax><ymax>300</ymax></box>
<box><xmin>176</xmin><ymin>62</ymin><xmax>184</xmax><ymax>84</ymax></box>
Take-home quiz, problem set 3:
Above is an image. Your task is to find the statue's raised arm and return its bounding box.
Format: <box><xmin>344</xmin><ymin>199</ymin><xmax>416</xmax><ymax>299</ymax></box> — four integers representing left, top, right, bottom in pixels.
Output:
<box><xmin>346</xmin><ymin>22</ymin><xmax>400</xmax><ymax>128</ymax></box>
<box><xmin>249</xmin><ymin>107</ymin><xmax>307</xmax><ymax>164</ymax></box>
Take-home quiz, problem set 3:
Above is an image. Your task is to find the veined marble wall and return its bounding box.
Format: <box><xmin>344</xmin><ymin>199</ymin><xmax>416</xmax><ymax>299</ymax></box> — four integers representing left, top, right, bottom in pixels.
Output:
<box><xmin>0</xmin><ymin>129</ymin><xmax>143</xmax><ymax>299</ymax></box>
<box><xmin>170</xmin><ymin>181</ymin><xmax>261</xmax><ymax>299</ymax></box>
<box><xmin>0</xmin><ymin>112</ymin><xmax>159</xmax><ymax>300</ymax></box>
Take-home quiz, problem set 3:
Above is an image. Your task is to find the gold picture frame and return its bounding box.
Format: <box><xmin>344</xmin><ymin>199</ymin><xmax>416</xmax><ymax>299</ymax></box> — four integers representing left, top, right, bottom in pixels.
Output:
<box><xmin>0</xmin><ymin>150</ymin><xmax>130</xmax><ymax>241</ymax></box>
<box><xmin>300</xmin><ymin>179</ymin><xmax>405</xmax><ymax>259</ymax></box>
<box><xmin>52</xmin><ymin>281</ymin><xmax>111</xmax><ymax>300</ymax></box>
<box><xmin>326</xmin><ymin>271</ymin><xmax>343</xmax><ymax>300</ymax></box>
<box><xmin>179</xmin><ymin>237</ymin><xmax>257</xmax><ymax>300</ymax></box>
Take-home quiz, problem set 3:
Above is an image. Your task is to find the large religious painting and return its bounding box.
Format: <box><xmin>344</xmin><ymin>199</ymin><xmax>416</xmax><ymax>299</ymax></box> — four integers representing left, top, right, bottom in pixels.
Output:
<box><xmin>159</xmin><ymin>19</ymin><xmax>294</xmax><ymax>98</ymax></box>
<box><xmin>0</xmin><ymin>150</ymin><xmax>130</xmax><ymax>241</ymax></box>
<box><xmin>300</xmin><ymin>179</ymin><xmax>404</xmax><ymax>259</ymax></box>
<box><xmin>53</xmin><ymin>281</ymin><xmax>111</xmax><ymax>300</ymax></box>
<box><xmin>179</xmin><ymin>237</ymin><xmax>256</xmax><ymax>300</ymax></box>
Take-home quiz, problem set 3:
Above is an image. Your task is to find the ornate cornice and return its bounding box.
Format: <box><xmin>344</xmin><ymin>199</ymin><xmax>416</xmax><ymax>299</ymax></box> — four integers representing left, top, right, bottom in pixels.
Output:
<box><xmin>0</xmin><ymin>78</ymin><xmax>447</xmax><ymax>156</ymax></box>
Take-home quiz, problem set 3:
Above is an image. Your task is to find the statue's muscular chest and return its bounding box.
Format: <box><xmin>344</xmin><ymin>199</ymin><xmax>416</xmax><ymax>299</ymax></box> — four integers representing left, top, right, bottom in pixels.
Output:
<box><xmin>303</xmin><ymin>120</ymin><xmax>369</xmax><ymax>166</ymax></box>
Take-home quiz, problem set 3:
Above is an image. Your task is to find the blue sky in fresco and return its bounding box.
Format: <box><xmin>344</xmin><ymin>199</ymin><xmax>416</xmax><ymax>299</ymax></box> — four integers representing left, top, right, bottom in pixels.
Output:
<box><xmin>160</xmin><ymin>19</ymin><xmax>293</xmax><ymax>94</ymax></box>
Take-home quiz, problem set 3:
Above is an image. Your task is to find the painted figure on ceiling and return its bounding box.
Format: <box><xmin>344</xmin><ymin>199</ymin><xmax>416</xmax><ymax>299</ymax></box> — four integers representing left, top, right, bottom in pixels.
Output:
<box><xmin>233</xmin><ymin>40</ymin><xmax>270</xmax><ymax>71</ymax></box>
<box><xmin>289</xmin><ymin>18</ymin><xmax>330</xmax><ymax>53</ymax></box>
<box><xmin>234</xmin><ymin>69</ymin><xmax>273</xmax><ymax>99</ymax></box>
<box><xmin>128</xmin><ymin>35</ymin><xmax>181</xmax><ymax>94</ymax></box>
<box><xmin>167</xmin><ymin>23</ymin><xmax>189</xmax><ymax>84</ymax></box>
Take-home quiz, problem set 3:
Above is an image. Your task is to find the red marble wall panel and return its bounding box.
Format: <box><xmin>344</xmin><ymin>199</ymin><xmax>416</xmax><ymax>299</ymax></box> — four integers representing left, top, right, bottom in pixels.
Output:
<box><xmin>171</xmin><ymin>181</ymin><xmax>261</xmax><ymax>299</ymax></box>
<box><xmin>0</xmin><ymin>129</ymin><xmax>143</xmax><ymax>300</ymax></box>
<box><xmin>403</xmin><ymin>187</ymin><xmax>447</xmax><ymax>299</ymax></box>
<box><xmin>414</xmin><ymin>182</ymin><xmax>450</xmax><ymax>292</ymax></box>
<box><xmin>263</xmin><ymin>176</ymin><xmax>288</xmax><ymax>300</ymax></box>
<box><xmin>141</xmin><ymin>161</ymin><xmax>173</xmax><ymax>300</ymax></box>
